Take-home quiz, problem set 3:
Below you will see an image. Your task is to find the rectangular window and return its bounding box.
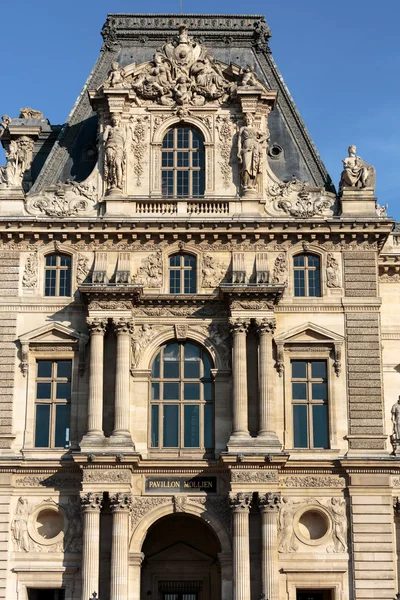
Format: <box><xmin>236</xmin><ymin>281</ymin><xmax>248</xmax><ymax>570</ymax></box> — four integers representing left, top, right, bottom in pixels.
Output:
<box><xmin>34</xmin><ymin>359</ymin><xmax>72</xmax><ymax>448</ymax></box>
<box><xmin>291</xmin><ymin>359</ymin><xmax>329</xmax><ymax>449</ymax></box>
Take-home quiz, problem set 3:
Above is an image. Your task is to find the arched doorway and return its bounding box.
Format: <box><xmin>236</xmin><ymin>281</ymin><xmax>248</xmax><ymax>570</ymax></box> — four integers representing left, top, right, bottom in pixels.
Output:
<box><xmin>141</xmin><ymin>513</ymin><xmax>221</xmax><ymax>600</ymax></box>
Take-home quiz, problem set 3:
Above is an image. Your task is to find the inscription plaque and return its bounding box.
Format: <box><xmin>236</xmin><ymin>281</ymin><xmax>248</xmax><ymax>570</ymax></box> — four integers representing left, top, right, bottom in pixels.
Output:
<box><xmin>145</xmin><ymin>476</ymin><xmax>217</xmax><ymax>493</ymax></box>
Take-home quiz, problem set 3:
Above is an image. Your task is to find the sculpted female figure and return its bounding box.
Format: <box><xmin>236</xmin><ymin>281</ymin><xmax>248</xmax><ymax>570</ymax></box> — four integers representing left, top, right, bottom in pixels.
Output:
<box><xmin>340</xmin><ymin>145</ymin><xmax>375</xmax><ymax>191</ymax></box>
<box><xmin>103</xmin><ymin>115</ymin><xmax>126</xmax><ymax>194</ymax></box>
<box><xmin>237</xmin><ymin>114</ymin><xmax>268</xmax><ymax>193</ymax></box>
<box><xmin>12</xmin><ymin>497</ymin><xmax>30</xmax><ymax>552</ymax></box>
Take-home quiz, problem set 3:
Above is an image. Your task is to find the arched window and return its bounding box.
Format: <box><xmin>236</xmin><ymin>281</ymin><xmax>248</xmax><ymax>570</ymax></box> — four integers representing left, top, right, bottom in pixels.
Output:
<box><xmin>293</xmin><ymin>254</ymin><xmax>321</xmax><ymax>297</ymax></box>
<box><xmin>44</xmin><ymin>254</ymin><xmax>71</xmax><ymax>297</ymax></box>
<box><xmin>150</xmin><ymin>341</ymin><xmax>213</xmax><ymax>450</ymax></box>
<box><xmin>169</xmin><ymin>253</ymin><xmax>196</xmax><ymax>294</ymax></box>
<box><xmin>161</xmin><ymin>125</ymin><xmax>205</xmax><ymax>198</ymax></box>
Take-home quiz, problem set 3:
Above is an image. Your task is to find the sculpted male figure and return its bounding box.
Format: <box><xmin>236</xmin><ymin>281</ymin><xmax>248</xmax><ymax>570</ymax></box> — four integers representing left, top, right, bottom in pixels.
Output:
<box><xmin>103</xmin><ymin>116</ymin><xmax>126</xmax><ymax>194</ymax></box>
<box><xmin>391</xmin><ymin>396</ymin><xmax>400</xmax><ymax>439</ymax></box>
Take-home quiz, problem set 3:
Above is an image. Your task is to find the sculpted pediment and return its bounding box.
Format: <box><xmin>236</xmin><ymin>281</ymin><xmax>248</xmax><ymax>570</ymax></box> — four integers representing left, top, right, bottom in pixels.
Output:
<box><xmin>19</xmin><ymin>322</ymin><xmax>87</xmax><ymax>345</ymax></box>
<box><xmin>97</xmin><ymin>25</ymin><xmax>271</xmax><ymax>108</ymax></box>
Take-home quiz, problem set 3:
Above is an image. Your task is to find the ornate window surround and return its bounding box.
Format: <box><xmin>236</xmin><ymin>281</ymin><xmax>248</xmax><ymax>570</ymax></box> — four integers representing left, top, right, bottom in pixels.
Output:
<box><xmin>274</xmin><ymin>322</ymin><xmax>345</xmax><ymax>451</ymax></box>
<box><xmin>23</xmin><ymin>242</ymin><xmax>79</xmax><ymax>300</ymax></box>
<box><xmin>286</xmin><ymin>244</ymin><xmax>327</xmax><ymax>299</ymax></box>
<box><xmin>162</xmin><ymin>245</ymin><xmax>202</xmax><ymax>294</ymax></box>
<box><xmin>150</xmin><ymin>112</ymin><xmax>215</xmax><ymax>198</ymax></box>
<box><xmin>18</xmin><ymin>323</ymin><xmax>87</xmax><ymax>453</ymax></box>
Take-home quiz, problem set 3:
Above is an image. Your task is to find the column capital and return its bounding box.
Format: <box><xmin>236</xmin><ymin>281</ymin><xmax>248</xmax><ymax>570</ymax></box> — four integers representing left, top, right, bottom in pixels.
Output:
<box><xmin>112</xmin><ymin>318</ymin><xmax>134</xmax><ymax>335</ymax></box>
<box><xmin>87</xmin><ymin>317</ymin><xmax>108</xmax><ymax>335</ymax></box>
<box><xmin>80</xmin><ymin>492</ymin><xmax>103</xmax><ymax>512</ymax></box>
<box><xmin>258</xmin><ymin>492</ymin><xmax>281</xmax><ymax>512</ymax></box>
<box><xmin>110</xmin><ymin>492</ymin><xmax>133</xmax><ymax>512</ymax></box>
<box><xmin>229</xmin><ymin>492</ymin><xmax>252</xmax><ymax>512</ymax></box>
<box><xmin>255</xmin><ymin>317</ymin><xmax>276</xmax><ymax>336</ymax></box>
<box><xmin>229</xmin><ymin>318</ymin><xmax>251</xmax><ymax>335</ymax></box>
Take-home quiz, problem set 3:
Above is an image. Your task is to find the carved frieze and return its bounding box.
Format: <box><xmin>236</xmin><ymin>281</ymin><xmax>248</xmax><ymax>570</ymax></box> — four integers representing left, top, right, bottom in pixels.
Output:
<box><xmin>281</xmin><ymin>476</ymin><xmax>346</xmax><ymax>488</ymax></box>
<box><xmin>201</xmin><ymin>254</ymin><xmax>229</xmax><ymax>288</ymax></box>
<box><xmin>130</xmin><ymin>116</ymin><xmax>148</xmax><ymax>186</ymax></box>
<box><xmin>131</xmin><ymin>497</ymin><xmax>170</xmax><ymax>528</ymax></box>
<box><xmin>231</xmin><ymin>470</ymin><xmax>278</xmax><ymax>483</ymax></box>
<box><xmin>16</xmin><ymin>474</ymin><xmax>81</xmax><ymax>488</ymax></box>
<box><xmin>132</xmin><ymin>252</ymin><xmax>162</xmax><ymax>287</ymax></box>
<box><xmin>82</xmin><ymin>470</ymin><xmax>131</xmax><ymax>484</ymax></box>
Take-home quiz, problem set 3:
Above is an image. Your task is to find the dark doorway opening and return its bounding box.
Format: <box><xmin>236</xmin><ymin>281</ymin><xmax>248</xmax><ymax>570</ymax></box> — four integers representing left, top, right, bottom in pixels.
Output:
<box><xmin>297</xmin><ymin>590</ymin><xmax>332</xmax><ymax>600</ymax></box>
<box><xmin>27</xmin><ymin>591</ymin><xmax>65</xmax><ymax>600</ymax></box>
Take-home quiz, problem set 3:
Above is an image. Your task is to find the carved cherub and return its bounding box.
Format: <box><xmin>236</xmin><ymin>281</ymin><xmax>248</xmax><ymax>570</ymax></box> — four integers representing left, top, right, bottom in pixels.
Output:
<box><xmin>240</xmin><ymin>64</ymin><xmax>260</xmax><ymax>87</ymax></box>
<box><xmin>104</xmin><ymin>61</ymin><xmax>127</xmax><ymax>88</ymax></box>
<box><xmin>174</xmin><ymin>75</ymin><xmax>193</xmax><ymax>105</ymax></box>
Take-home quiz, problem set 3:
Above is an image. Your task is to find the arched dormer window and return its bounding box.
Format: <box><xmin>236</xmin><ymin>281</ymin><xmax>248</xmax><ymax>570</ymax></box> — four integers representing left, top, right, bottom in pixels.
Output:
<box><xmin>44</xmin><ymin>254</ymin><xmax>71</xmax><ymax>297</ymax></box>
<box><xmin>161</xmin><ymin>125</ymin><xmax>205</xmax><ymax>198</ymax></box>
<box><xmin>293</xmin><ymin>254</ymin><xmax>321</xmax><ymax>297</ymax></box>
<box><xmin>150</xmin><ymin>341</ymin><xmax>213</xmax><ymax>451</ymax></box>
<box><xmin>169</xmin><ymin>253</ymin><xmax>196</xmax><ymax>294</ymax></box>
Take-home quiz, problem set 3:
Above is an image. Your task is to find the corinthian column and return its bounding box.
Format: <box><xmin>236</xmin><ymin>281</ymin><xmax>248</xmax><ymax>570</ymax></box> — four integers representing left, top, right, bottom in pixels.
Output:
<box><xmin>86</xmin><ymin>318</ymin><xmax>107</xmax><ymax>437</ymax></box>
<box><xmin>110</xmin><ymin>493</ymin><xmax>132</xmax><ymax>600</ymax></box>
<box><xmin>255</xmin><ymin>318</ymin><xmax>280</xmax><ymax>448</ymax></box>
<box><xmin>112</xmin><ymin>318</ymin><xmax>134</xmax><ymax>438</ymax></box>
<box><xmin>229</xmin><ymin>492</ymin><xmax>252</xmax><ymax>600</ymax></box>
<box><xmin>80</xmin><ymin>492</ymin><xmax>103</xmax><ymax>600</ymax></box>
<box><xmin>258</xmin><ymin>492</ymin><xmax>281</xmax><ymax>600</ymax></box>
<box><xmin>229</xmin><ymin>319</ymin><xmax>251</xmax><ymax>437</ymax></box>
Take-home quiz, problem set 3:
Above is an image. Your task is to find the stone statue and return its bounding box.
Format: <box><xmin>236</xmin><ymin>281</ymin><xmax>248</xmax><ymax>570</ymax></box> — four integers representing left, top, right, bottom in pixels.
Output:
<box><xmin>19</xmin><ymin>108</ymin><xmax>45</xmax><ymax>119</ymax></box>
<box><xmin>340</xmin><ymin>145</ymin><xmax>376</xmax><ymax>192</ymax></box>
<box><xmin>240</xmin><ymin>64</ymin><xmax>260</xmax><ymax>87</ymax></box>
<box><xmin>11</xmin><ymin>497</ymin><xmax>30</xmax><ymax>552</ymax></box>
<box><xmin>326</xmin><ymin>253</ymin><xmax>341</xmax><ymax>288</ymax></box>
<box><xmin>392</xmin><ymin>397</ymin><xmax>400</xmax><ymax>439</ymax></box>
<box><xmin>237</xmin><ymin>114</ymin><xmax>268</xmax><ymax>192</ymax></box>
<box><xmin>104</xmin><ymin>61</ymin><xmax>127</xmax><ymax>88</ymax></box>
<box><xmin>103</xmin><ymin>116</ymin><xmax>126</xmax><ymax>194</ymax></box>
<box><xmin>0</xmin><ymin>135</ymin><xmax>34</xmax><ymax>189</ymax></box>
<box><xmin>0</xmin><ymin>115</ymin><xmax>10</xmax><ymax>136</ymax></box>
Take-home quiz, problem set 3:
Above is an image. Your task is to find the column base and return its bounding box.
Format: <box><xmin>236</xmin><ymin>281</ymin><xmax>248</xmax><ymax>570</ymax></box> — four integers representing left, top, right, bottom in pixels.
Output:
<box><xmin>255</xmin><ymin>432</ymin><xmax>282</xmax><ymax>452</ymax></box>
<box><xmin>109</xmin><ymin>433</ymin><xmax>136</xmax><ymax>451</ymax></box>
<box><xmin>227</xmin><ymin>433</ymin><xmax>282</xmax><ymax>454</ymax></box>
<box><xmin>80</xmin><ymin>432</ymin><xmax>108</xmax><ymax>453</ymax></box>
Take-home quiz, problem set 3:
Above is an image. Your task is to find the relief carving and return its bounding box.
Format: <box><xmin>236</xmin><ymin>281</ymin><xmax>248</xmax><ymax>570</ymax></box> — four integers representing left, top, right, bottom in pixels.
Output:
<box><xmin>173</xmin><ymin>495</ymin><xmax>187</xmax><ymax>513</ymax></box>
<box><xmin>11</xmin><ymin>497</ymin><xmax>30</xmax><ymax>552</ymax></box>
<box><xmin>132</xmin><ymin>252</ymin><xmax>162</xmax><ymax>287</ymax></box>
<box><xmin>22</xmin><ymin>252</ymin><xmax>38</xmax><ymax>288</ymax></box>
<box><xmin>229</xmin><ymin>492</ymin><xmax>252</xmax><ymax>511</ymax></box>
<box><xmin>130</xmin><ymin>497</ymin><xmax>170</xmax><ymax>528</ymax></box>
<box><xmin>63</xmin><ymin>498</ymin><xmax>83</xmax><ymax>553</ymax></box>
<box><xmin>216</xmin><ymin>115</ymin><xmax>235</xmax><ymax>189</ymax></box>
<box><xmin>16</xmin><ymin>474</ymin><xmax>81</xmax><ymax>487</ymax></box>
<box><xmin>327</xmin><ymin>498</ymin><xmax>347</xmax><ymax>553</ymax></box>
<box><xmin>194</xmin><ymin>323</ymin><xmax>231</xmax><ymax>369</ymax></box>
<box><xmin>190</xmin><ymin>496</ymin><xmax>231</xmax><ymax>532</ymax></box>
<box><xmin>130</xmin><ymin>116</ymin><xmax>148</xmax><ymax>186</ymax></box>
<box><xmin>276</xmin><ymin>187</ymin><xmax>332</xmax><ymax>218</ymax></box>
<box><xmin>77</xmin><ymin>254</ymin><xmax>90</xmax><ymax>285</ymax></box>
<box><xmin>230</xmin><ymin>300</ymin><xmax>274</xmax><ymax>311</ymax></box>
<box><xmin>231</xmin><ymin>470</ymin><xmax>278</xmax><ymax>483</ymax></box>
<box><xmin>19</xmin><ymin>108</ymin><xmax>45</xmax><ymax>119</ymax></box>
<box><xmin>258</xmin><ymin>492</ymin><xmax>281</xmax><ymax>512</ymax></box>
<box><xmin>25</xmin><ymin>178</ymin><xmax>96</xmax><ymax>217</ymax></box>
<box><xmin>278</xmin><ymin>497</ymin><xmax>299</xmax><ymax>552</ymax></box>
<box><xmin>110</xmin><ymin>492</ymin><xmax>133</xmax><ymax>512</ymax></box>
<box><xmin>131</xmin><ymin>324</ymin><xmax>154</xmax><ymax>370</ymax></box>
<box><xmin>272</xmin><ymin>253</ymin><xmax>287</xmax><ymax>285</ymax></box>
<box><xmin>201</xmin><ymin>254</ymin><xmax>228</xmax><ymax>288</ymax></box>
<box><xmin>326</xmin><ymin>253</ymin><xmax>341</xmax><ymax>288</ymax></box>
<box><xmin>83</xmin><ymin>470</ymin><xmax>131</xmax><ymax>484</ymax></box>
<box><xmin>281</xmin><ymin>476</ymin><xmax>345</xmax><ymax>488</ymax></box>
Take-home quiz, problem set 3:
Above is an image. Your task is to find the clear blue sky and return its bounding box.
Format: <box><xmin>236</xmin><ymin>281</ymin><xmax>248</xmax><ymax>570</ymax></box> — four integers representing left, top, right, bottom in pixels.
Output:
<box><xmin>1</xmin><ymin>0</ymin><xmax>399</xmax><ymax>219</ymax></box>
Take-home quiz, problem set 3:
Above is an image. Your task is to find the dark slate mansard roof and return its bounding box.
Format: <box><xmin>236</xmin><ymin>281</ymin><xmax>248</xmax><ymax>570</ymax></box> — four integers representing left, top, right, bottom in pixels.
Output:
<box><xmin>30</xmin><ymin>14</ymin><xmax>335</xmax><ymax>194</ymax></box>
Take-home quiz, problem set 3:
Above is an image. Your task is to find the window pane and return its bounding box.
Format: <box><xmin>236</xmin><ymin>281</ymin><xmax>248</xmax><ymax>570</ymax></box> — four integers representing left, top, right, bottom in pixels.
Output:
<box><xmin>162</xmin><ymin>171</ymin><xmax>174</xmax><ymax>197</ymax></box>
<box><xmin>184</xmin><ymin>382</ymin><xmax>200</xmax><ymax>400</ymax></box>
<box><xmin>170</xmin><ymin>269</ymin><xmax>181</xmax><ymax>294</ymax></box>
<box><xmin>45</xmin><ymin>270</ymin><xmax>56</xmax><ymax>297</ymax></box>
<box><xmin>152</xmin><ymin>382</ymin><xmax>160</xmax><ymax>400</ymax></box>
<box><xmin>46</xmin><ymin>254</ymin><xmax>57</xmax><ymax>266</ymax></box>
<box><xmin>204</xmin><ymin>403</ymin><xmax>213</xmax><ymax>448</ymax></box>
<box><xmin>59</xmin><ymin>269</ymin><xmax>71</xmax><ymax>296</ymax></box>
<box><xmin>164</xmin><ymin>361</ymin><xmax>179</xmax><ymax>378</ymax></box>
<box><xmin>294</xmin><ymin>255</ymin><xmax>305</xmax><ymax>267</ymax></box>
<box><xmin>311</xmin><ymin>361</ymin><xmax>327</xmax><ymax>379</ymax></box>
<box><xmin>307</xmin><ymin>255</ymin><xmax>320</xmax><ymax>268</ymax></box>
<box><xmin>57</xmin><ymin>361</ymin><xmax>72</xmax><ymax>378</ymax></box>
<box><xmin>292</xmin><ymin>361</ymin><xmax>307</xmax><ymax>379</ymax></box>
<box><xmin>37</xmin><ymin>382</ymin><xmax>52</xmax><ymax>399</ymax></box>
<box><xmin>293</xmin><ymin>404</ymin><xmax>308</xmax><ymax>448</ymax></box>
<box><xmin>56</xmin><ymin>382</ymin><xmax>71</xmax><ymax>400</ymax></box>
<box><xmin>311</xmin><ymin>383</ymin><xmax>327</xmax><ymax>401</ymax></box>
<box><xmin>184</xmin><ymin>255</ymin><xmax>196</xmax><ymax>267</ymax></box>
<box><xmin>55</xmin><ymin>404</ymin><xmax>70</xmax><ymax>447</ymax></box>
<box><xmin>184</xmin><ymin>269</ymin><xmax>196</xmax><ymax>294</ymax></box>
<box><xmin>163</xmin><ymin>382</ymin><xmax>179</xmax><ymax>400</ymax></box>
<box><xmin>170</xmin><ymin>255</ymin><xmax>181</xmax><ymax>267</ymax></box>
<box><xmin>202</xmin><ymin>353</ymin><xmax>211</xmax><ymax>379</ymax></box>
<box><xmin>151</xmin><ymin>405</ymin><xmax>159</xmax><ymax>447</ymax></box>
<box><xmin>152</xmin><ymin>353</ymin><xmax>160</xmax><ymax>378</ymax></box>
<box><xmin>37</xmin><ymin>361</ymin><xmax>52</xmax><ymax>378</ymax></box>
<box><xmin>184</xmin><ymin>405</ymin><xmax>199</xmax><ymax>447</ymax></box>
<box><xmin>35</xmin><ymin>404</ymin><xmax>50</xmax><ymax>447</ymax></box>
<box><xmin>312</xmin><ymin>404</ymin><xmax>329</xmax><ymax>448</ymax></box>
<box><xmin>163</xmin><ymin>405</ymin><xmax>179</xmax><ymax>447</ymax></box>
<box><xmin>164</xmin><ymin>344</ymin><xmax>179</xmax><ymax>378</ymax></box>
<box><xmin>162</xmin><ymin>130</ymin><xmax>174</xmax><ymax>148</ymax></box>
<box><xmin>177</xmin><ymin>170</ymin><xmax>189</xmax><ymax>197</ymax></box>
<box><xmin>204</xmin><ymin>382</ymin><xmax>212</xmax><ymax>401</ymax></box>
<box><xmin>308</xmin><ymin>269</ymin><xmax>321</xmax><ymax>297</ymax></box>
<box><xmin>294</xmin><ymin>270</ymin><xmax>305</xmax><ymax>297</ymax></box>
<box><xmin>292</xmin><ymin>382</ymin><xmax>307</xmax><ymax>400</ymax></box>
<box><xmin>184</xmin><ymin>344</ymin><xmax>200</xmax><ymax>378</ymax></box>
<box><xmin>177</xmin><ymin>151</ymin><xmax>189</xmax><ymax>167</ymax></box>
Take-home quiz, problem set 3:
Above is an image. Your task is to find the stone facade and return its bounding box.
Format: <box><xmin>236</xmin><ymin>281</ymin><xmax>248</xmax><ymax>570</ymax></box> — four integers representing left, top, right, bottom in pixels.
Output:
<box><xmin>0</xmin><ymin>11</ymin><xmax>398</xmax><ymax>600</ymax></box>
